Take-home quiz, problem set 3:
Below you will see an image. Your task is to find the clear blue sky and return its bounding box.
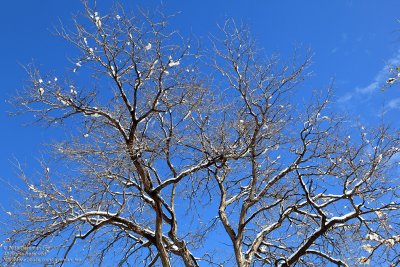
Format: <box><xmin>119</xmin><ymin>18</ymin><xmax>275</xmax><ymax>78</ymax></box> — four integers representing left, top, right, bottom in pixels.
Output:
<box><xmin>0</xmin><ymin>0</ymin><xmax>400</xmax><ymax>262</ymax></box>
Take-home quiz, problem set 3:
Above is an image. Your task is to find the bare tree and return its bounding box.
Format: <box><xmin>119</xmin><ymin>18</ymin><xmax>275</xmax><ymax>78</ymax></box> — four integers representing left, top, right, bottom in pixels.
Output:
<box><xmin>2</xmin><ymin>2</ymin><xmax>400</xmax><ymax>267</ymax></box>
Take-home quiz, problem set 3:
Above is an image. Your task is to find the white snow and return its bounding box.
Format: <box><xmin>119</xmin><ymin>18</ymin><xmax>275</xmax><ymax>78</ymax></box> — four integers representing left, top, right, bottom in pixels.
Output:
<box><xmin>144</xmin><ymin>43</ymin><xmax>152</xmax><ymax>51</ymax></box>
<box><xmin>387</xmin><ymin>77</ymin><xmax>396</xmax><ymax>84</ymax></box>
<box><xmin>95</xmin><ymin>16</ymin><xmax>101</xmax><ymax>28</ymax></box>
<box><xmin>110</xmin><ymin>65</ymin><xmax>116</xmax><ymax>75</ymax></box>
<box><xmin>361</xmin><ymin>244</ymin><xmax>374</xmax><ymax>253</ymax></box>
<box><xmin>366</xmin><ymin>233</ymin><xmax>380</xmax><ymax>241</ymax></box>
<box><xmin>182</xmin><ymin>110</ymin><xmax>191</xmax><ymax>121</ymax></box>
<box><xmin>168</xmin><ymin>60</ymin><xmax>180</xmax><ymax>67</ymax></box>
<box><xmin>58</xmin><ymin>97</ymin><xmax>68</xmax><ymax>105</ymax></box>
<box><xmin>385</xmin><ymin>238</ymin><xmax>395</xmax><ymax>247</ymax></box>
<box><xmin>70</xmin><ymin>85</ymin><xmax>77</xmax><ymax>96</ymax></box>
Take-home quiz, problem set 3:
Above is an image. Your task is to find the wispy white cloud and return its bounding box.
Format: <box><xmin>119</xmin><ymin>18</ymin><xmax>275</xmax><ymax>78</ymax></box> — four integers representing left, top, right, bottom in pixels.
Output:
<box><xmin>338</xmin><ymin>49</ymin><xmax>400</xmax><ymax>103</ymax></box>
<box><xmin>388</xmin><ymin>97</ymin><xmax>400</xmax><ymax>110</ymax></box>
<box><xmin>355</xmin><ymin>81</ymin><xmax>379</xmax><ymax>95</ymax></box>
<box><xmin>338</xmin><ymin>93</ymin><xmax>352</xmax><ymax>102</ymax></box>
<box><xmin>330</xmin><ymin>33</ymin><xmax>348</xmax><ymax>54</ymax></box>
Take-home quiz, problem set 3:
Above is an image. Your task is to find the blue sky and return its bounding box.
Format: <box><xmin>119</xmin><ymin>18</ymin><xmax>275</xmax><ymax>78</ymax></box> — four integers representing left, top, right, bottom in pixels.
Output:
<box><xmin>0</xmin><ymin>0</ymin><xmax>400</xmax><ymax>263</ymax></box>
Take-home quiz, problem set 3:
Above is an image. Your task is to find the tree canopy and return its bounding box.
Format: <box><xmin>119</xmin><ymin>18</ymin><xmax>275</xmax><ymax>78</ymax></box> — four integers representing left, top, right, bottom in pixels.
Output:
<box><xmin>2</xmin><ymin>2</ymin><xmax>400</xmax><ymax>267</ymax></box>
